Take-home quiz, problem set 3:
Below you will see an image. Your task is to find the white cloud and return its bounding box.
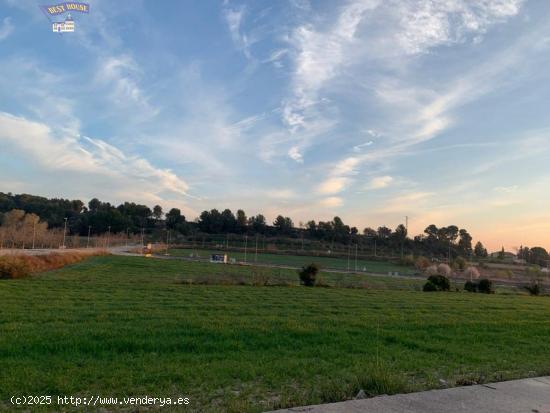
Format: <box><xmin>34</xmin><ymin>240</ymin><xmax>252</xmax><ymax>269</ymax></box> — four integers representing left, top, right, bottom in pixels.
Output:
<box><xmin>95</xmin><ymin>55</ymin><xmax>157</xmax><ymax>116</ymax></box>
<box><xmin>386</xmin><ymin>0</ymin><xmax>525</xmax><ymax>56</ymax></box>
<box><xmin>317</xmin><ymin>177</ymin><xmax>349</xmax><ymax>195</ymax></box>
<box><xmin>223</xmin><ymin>6</ymin><xmax>253</xmax><ymax>59</ymax></box>
<box><xmin>0</xmin><ymin>57</ymin><xmax>83</xmax><ymax>137</ymax></box>
<box><xmin>0</xmin><ymin>112</ymin><xmax>190</xmax><ymax>202</ymax></box>
<box><xmin>265</xmin><ymin>189</ymin><xmax>297</xmax><ymax>200</ymax></box>
<box><xmin>352</xmin><ymin>140</ymin><xmax>374</xmax><ymax>152</ymax></box>
<box><xmin>320</xmin><ymin>196</ymin><xmax>343</xmax><ymax>208</ymax></box>
<box><xmin>288</xmin><ymin>146</ymin><xmax>304</xmax><ymax>163</ymax></box>
<box><xmin>263</xmin><ymin>48</ymin><xmax>288</xmax><ymax>67</ymax></box>
<box><xmin>367</xmin><ymin>176</ymin><xmax>394</xmax><ymax>190</ymax></box>
<box><xmin>332</xmin><ymin>156</ymin><xmax>361</xmax><ymax>176</ymax></box>
<box><xmin>279</xmin><ymin>0</ymin><xmax>526</xmax><ymax>165</ymax></box>
<box><xmin>283</xmin><ymin>1</ymin><xmax>378</xmax><ymax>134</ymax></box>
<box><xmin>314</xmin><ymin>156</ymin><xmax>360</xmax><ymax>196</ymax></box>
<box><xmin>0</xmin><ymin>17</ymin><xmax>14</xmax><ymax>41</ymax></box>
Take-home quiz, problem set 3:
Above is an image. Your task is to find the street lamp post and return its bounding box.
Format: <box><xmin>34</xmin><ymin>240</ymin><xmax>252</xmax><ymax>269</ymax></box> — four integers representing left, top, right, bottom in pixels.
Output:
<box><xmin>62</xmin><ymin>217</ymin><xmax>68</xmax><ymax>249</ymax></box>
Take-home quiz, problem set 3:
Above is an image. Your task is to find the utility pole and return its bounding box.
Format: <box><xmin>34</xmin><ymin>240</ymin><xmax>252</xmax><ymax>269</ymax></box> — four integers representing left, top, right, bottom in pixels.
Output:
<box><xmin>374</xmin><ymin>239</ymin><xmax>377</xmax><ymax>257</ymax></box>
<box><xmin>244</xmin><ymin>235</ymin><xmax>248</xmax><ymax>263</ymax></box>
<box><xmin>87</xmin><ymin>226</ymin><xmax>91</xmax><ymax>248</ymax></box>
<box><xmin>62</xmin><ymin>217</ymin><xmax>68</xmax><ymax>249</ymax></box>
<box><xmin>126</xmin><ymin>227</ymin><xmax>129</xmax><ymax>247</ymax></box>
<box><xmin>140</xmin><ymin>227</ymin><xmax>144</xmax><ymax>248</ymax></box>
<box><xmin>107</xmin><ymin>226</ymin><xmax>111</xmax><ymax>248</ymax></box>
<box><xmin>166</xmin><ymin>229</ymin><xmax>170</xmax><ymax>255</ymax></box>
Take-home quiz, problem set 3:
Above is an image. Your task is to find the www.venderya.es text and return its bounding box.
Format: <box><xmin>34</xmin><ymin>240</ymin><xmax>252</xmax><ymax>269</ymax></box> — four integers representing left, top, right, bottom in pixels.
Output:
<box><xmin>11</xmin><ymin>395</ymin><xmax>190</xmax><ymax>407</ymax></box>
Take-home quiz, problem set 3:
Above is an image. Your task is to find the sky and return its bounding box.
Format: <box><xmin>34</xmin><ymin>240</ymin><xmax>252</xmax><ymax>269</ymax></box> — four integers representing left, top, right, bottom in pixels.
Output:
<box><xmin>0</xmin><ymin>0</ymin><xmax>550</xmax><ymax>251</ymax></box>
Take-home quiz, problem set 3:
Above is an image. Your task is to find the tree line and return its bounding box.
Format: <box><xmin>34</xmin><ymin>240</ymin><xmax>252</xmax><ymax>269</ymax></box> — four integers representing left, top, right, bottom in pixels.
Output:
<box><xmin>0</xmin><ymin>191</ymin><xmax>526</xmax><ymax>260</ymax></box>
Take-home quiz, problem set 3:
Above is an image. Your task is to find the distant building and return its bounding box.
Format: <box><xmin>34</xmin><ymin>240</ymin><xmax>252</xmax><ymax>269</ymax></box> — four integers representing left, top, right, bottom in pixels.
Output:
<box><xmin>210</xmin><ymin>254</ymin><xmax>228</xmax><ymax>264</ymax></box>
<box><xmin>488</xmin><ymin>250</ymin><xmax>516</xmax><ymax>261</ymax></box>
<box><xmin>52</xmin><ymin>14</ymin><xmax>74</xmax><ymax>33</ymax></box>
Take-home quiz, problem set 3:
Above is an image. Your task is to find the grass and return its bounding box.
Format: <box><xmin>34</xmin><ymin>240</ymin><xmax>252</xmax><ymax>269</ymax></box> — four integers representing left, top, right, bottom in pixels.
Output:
<box><xmin>1</xmin><ymin>255</ymin><xmax>550</xmax><ymax>412</ymax></box>
<box><xmin>167</xmin><ymin>247</ymin><xmax>416</xmax><ymax>274</ymax></box>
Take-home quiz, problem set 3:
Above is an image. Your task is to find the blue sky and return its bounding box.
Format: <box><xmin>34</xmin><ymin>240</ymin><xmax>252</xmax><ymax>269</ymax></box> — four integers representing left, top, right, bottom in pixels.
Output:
<box><xmin>1</xmin><ymin>0</ymin><xmax>550</xmax><ymax>250</ymax></box>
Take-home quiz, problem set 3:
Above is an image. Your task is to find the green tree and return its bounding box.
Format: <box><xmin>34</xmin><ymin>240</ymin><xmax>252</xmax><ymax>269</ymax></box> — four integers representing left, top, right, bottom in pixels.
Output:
<box><xmin>474</xmin><ymin>241</ymin><xmax>488</xmax><ymax>258</ymax></box>
<box><xmin>529</xmin><ymin>247</ymin><xmax>549</xmax><ymax>267</ymax></box>
<box><xmin>153</xmin><ymin>205</ymin><xmax>163</xmax><ymax>221</ymax></box>
<box><xmin>458</xmin><ymin>229</ymin><xmax>473</xmax><ymax>256</ymax></box>
<box><xmin>236</xmin><ymin>209</ymin><xmax>247</xmax><ymax>233</ymax></box>
<box><xmin>249</xmin><ymin>214</ymin><xmax>267</xmax><ymax>234</ymax></box>
<box><xmin>166</xmin><ymin>208</ymin><xmax>185</xmax><ymax>231</ymax></box>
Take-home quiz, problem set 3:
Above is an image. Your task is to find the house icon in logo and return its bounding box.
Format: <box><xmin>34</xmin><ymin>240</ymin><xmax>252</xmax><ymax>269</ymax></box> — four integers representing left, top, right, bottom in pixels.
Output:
<box><xmin>52</xmin><ymin>13</ymin><xmax>74</xmax><ymax>32</ymax></box>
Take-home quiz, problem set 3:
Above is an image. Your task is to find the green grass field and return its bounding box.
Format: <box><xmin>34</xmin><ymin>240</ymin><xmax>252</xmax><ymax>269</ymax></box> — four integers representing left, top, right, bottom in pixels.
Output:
<box><xmin>168</xmin><ymin>247</ymin><xmax>416</xmax><ymax>274</ymax></box>
<box><xmin>1</xmin><ymin>256</ymin><xmax>550</xmax><ymax>412</ymax></box>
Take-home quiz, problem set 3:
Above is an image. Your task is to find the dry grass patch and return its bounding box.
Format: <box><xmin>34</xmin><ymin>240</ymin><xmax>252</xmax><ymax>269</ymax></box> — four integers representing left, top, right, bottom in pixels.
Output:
<box><xmin>0</xmin><ymin>251</ymin><xmax>109</xmax><ymax>279</ymax></box>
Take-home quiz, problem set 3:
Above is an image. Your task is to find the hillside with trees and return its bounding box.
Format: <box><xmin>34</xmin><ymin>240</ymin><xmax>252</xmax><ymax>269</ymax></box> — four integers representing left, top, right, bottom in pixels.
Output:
<box><xmin>0</xmin><ymin>191</ymin><xmax>530</xmax><ymax>261</ymax></box>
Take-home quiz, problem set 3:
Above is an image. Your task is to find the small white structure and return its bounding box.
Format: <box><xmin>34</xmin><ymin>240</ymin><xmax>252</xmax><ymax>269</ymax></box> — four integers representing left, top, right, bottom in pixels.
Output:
<box><xmin>210</xmin><ymin>254</ymin><xmax>228</xmax><ymax>264</ymax></box>
<box><xmin>52</xmin><ymin>14</ymin><xmax>75</xmax><ymax>32</ymax></box>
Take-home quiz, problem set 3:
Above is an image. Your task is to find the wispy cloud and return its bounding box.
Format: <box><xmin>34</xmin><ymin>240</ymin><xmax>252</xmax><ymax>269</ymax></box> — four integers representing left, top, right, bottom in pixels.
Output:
<box><xmin>223</xmin><ymin>5</ymin><xmax>253</xmax><ymax>59</ymax></box>
<box><xmin>367</xmin><ymin>176</ymin><xmax>394</xmax><ymax>190</ymax></box>
<box><xmin>317</xmin><ymin>177</ymin><xmax>349</xmax><ymax>195</ymax></box>
<box><xmin>95</xmin><ymin>54</ymin><xmax>158</xmax><ymax>117</ymax></box>
<box><xmin>0</xmin><ymin>17</ymin><xmax>14</xmax><ymax>41</ymax></box>
<box><xmin>320</xmin><ymin>196</ymin><xmax>343</xmax><ymax>208</ymax></box>
<box><xmin>281</xmin><ymin>0</ymin><xmax>377</xmax><ymax>158</ymax></box>
<box><xmin>0</xmin><ymin>111</ymin><xmax>190</xmax><ymax>202</ymax></box>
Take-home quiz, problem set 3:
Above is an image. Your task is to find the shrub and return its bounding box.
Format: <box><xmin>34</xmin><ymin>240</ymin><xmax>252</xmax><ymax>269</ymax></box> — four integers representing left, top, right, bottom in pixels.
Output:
<box><xmin>464</xmin><ymin>280</ymin><xmax>478</xmax><ymax>292</ymax></box>
<box><xmin>437</xmin><ymin>264</ymin><xmax>452</xmax><ymax>277</ymax></box>
<box><xmin>0</xmin><ymin>256</ymin><xmax>30</xmax><ymax>279</ymax></box>
<box><xmin>415</xmin><ymin>256</ymin><xmax>431</xmax><ymax>272</ymax></box>
<box><xmin>524</xmin><ymin>283</ymin><xmax>541</xmax><ymax>296</ymax></box>
<box><xmin>427</xmin><ymin>274</ymin><xmax>451</xmax><ymax>291</ymax></box>
<box><xmin>298</xmin><ymin>263</ymin><xmax>319</xmax><ymax>287</ymax></box>
<box><xmin>464</xmin><ymin>266</ymin><xmax>480</xmax><ymax>280</ymax></box>
<box><xmin>423</xmin><ymin>281</ymin><xmax>438</xmax><ymax>292</ymax></box>
<box><xmin>477</xmin><ymin>278</ymin><xmax>494</xmax><ymax>294</ymax></box>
